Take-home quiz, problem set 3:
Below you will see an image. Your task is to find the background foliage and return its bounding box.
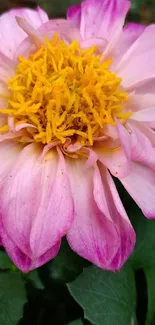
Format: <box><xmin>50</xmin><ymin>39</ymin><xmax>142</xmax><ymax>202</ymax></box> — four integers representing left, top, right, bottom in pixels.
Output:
<box><xmin>0</xmin><ymin>0</ymin><xmax>155</xmax><ymax>324</ymax></box>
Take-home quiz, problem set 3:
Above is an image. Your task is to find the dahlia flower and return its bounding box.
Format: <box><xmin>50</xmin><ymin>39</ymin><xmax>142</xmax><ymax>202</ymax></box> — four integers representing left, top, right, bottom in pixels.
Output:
<box><xmin>0</xmin><ymin>0</ymin><xmax>154</xmax><ymax>273</ymax></box>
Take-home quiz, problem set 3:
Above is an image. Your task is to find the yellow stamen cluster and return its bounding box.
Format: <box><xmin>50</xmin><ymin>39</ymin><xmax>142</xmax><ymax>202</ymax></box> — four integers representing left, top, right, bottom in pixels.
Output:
<box><xmin>0</xmin><ymin>34</ymin><xmax>130</xmax><ymax>146</ymax></box>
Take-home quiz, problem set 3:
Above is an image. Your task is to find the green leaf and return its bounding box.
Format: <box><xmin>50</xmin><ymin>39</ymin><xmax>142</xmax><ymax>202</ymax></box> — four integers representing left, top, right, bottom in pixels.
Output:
<box><xmin>128</xmin><ymin>203</ymin><xmax>155</xmax><ymax>269</ymax></box>
<box><xmin>42</xmin><ymin>239</ymin><xmax>89</xmax><ymax>284</ymax></box>
<box><xmin>67</xmin><ymin>319</ymin><xmax>83</xmax><ymax>325</ymax></box>
<box><xmin>144</xmin><ymin>267</ymin><xmax>155</xmax><ymax>325</ymax></box>
<box><xmin>0</xmin><ymin>251</ymin><xmax>13</xmax><ymax>270</ymax></box>
<box><xmin>0</xmin><ymin>272</ymin><xmax>27</xmax><ymax>325</ymax></box>
<box><xmin>125</xmin><ymin>203</ymin><xmax>155</xmax><ymax>325</ymax></box>
<box><xmin>68</xmin><ymin>264</ymin><xmax>137</xmax><ymax>325</ymax></box>
<box><xmin>24</xmin><ymin>269</ymin><xmax>44</xmax><ymax>289</ymax></box>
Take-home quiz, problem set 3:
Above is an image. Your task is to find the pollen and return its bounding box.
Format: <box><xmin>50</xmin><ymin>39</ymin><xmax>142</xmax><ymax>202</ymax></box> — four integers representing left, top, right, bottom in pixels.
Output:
<box><xmin>0</xmin><ymin>34</ymin><xmax>131</xmax><ymax>146</ymax></box>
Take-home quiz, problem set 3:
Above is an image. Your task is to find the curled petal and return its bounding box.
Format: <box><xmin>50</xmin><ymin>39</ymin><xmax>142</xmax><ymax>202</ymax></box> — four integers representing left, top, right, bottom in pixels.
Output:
<box><xmin>15</xmin><ymin>16</ymin><xmax>45</xmax><ymax>47</ymax></box>
<box><xmin>66</xmin><ymin>158</ymin><xmax>121</xmax><ymax>270</ymax></box>
<box><xmin>115</xmin><ymin>119</ymin><xmax>155</xmax><ymax>170</ymax></box>
<box><xmin>125</xmin><ymin>121</ymin><xmax>155</xmax><ymax>169</ymax></box>
<box><xmin>94</xmin><ymin>139</ymin><xmax>131</xmax><ymax>178</ymax></box>
<box><xmin>134</xmin><ymin>122</ymin><xmax>155</xmax><ymax>146</ymax></box>
<box><xmin>94</xmin><ymin>165</ymin><xmax>136</xmax><ymax>269</ymax></box>
<box><xmin>115</xmin><ymin>119</ymin><xmax>131</xmax><ymax>160</ymax></box>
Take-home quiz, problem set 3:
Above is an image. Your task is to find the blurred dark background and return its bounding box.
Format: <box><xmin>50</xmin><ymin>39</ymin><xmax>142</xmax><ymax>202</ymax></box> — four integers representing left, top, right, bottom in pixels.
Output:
<box><xmin>0</xmin><ymin>0</ymin><xmax>155</xmax><ymax>23</ymax></box>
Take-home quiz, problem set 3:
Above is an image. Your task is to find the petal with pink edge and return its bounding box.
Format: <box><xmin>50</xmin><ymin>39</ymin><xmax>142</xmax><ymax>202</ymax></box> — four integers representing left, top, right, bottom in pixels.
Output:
<box><xmin>66</xmin><ymin>158</ymin><xmax>121</xmax><ymax>270</ymax></box>
<box><xmin>94</xmin><ymin>164</ymin><xmax>135</xmax><ymax>268</ymax></box>
<box><xmin>0</xmin><ymin>144</ymin><xmax>42</xmax><ymax>258</ymax></box>
<box><xmin>113</xmin><ymin>22</ymin><xmax>145</xmax><ymax>65</ymax></box>
<box><xmin>67</xmin><ymin>4</ymin><xmax>81</xmax><ymax>27</ymax></box>
<box><xmin>80</xmin><ymin>0</ymin><xmax>130</xmax><ymax>55</ymax></box>
<box><xmin>120</xmin><ymin>162</ymin><xmax>155</xmax><ymax>219</ymax></box>
<box><xmin>0</xmin><ymin>7</ymin><xmax>48</xmax><ymax>59</ymax></box>
<box><xmin>0</xmin><ymin>222</ymin><xmax>61</xmax><ymax>273</ymax></box>
<box><xmin>117</xmin><ymin>25</ymin><xmax>155</xmax><ymax>89</ymax></box>
<box><xmin>0</xmin><ymin>144</ymin><xmax>73</xmax><ymax>271</ymax></box>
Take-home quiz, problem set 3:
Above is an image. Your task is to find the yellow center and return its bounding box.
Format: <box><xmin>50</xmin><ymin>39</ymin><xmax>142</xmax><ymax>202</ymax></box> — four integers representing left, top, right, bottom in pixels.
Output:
<box><xmin>0</xmin><ymin>34</ymin><xmax>131</xmax><ymax>146</ymax></box>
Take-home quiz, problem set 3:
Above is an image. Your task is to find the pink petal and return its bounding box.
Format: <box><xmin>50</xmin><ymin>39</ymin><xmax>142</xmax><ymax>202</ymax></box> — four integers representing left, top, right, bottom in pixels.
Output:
<box><xmin>0</xmin><ymin>7</ymin><xmax>48</xmax><ymax>59</ymax></box>
<box><xmin>120</xmin><ymin>162</ymin><xmax>155</xmax><ymax>219</ymax></box>
<box><xmin>66</xmin><ymin>158</ymin><xmax>121</xmax><ymax>270</ymax></box>
<box><xmin>0</xmin><ymin>144</ymin><xmax>42</xmax><ymax>258</ymax></box>
<box><xmin>83</xmin><ymin>148</ymin><xmax>98</xmax><ymax>169</ymax></box>
<box><xmin>115</xmin><ymin>119</ymin><xmax>131</xmax><ymax>160</ymax></box>
<box><xmin>103</xmin><ymin>124</ymin><xmax>118</xmax><ymax>139</ymax></box>
<box><xmin>15</xmin><ymin>19</ymin><xmax>82</xmax><ymax>59</ymax></box>
<box><xmin>0</xmin><ymin>114</ymin><xmax>7</xmax><ymax>130</ymax></box>
<box><xmin>0</xmin><ymin>222</ymin><xmax>61</xmax><ymax>273</ymax></box>
<box><xmin>127</xmin><ymin>93</ymin><xmax>155</xmax><ymax>113</ymax></box>
<box><xmin>38</xmin><ymin>19</ymin><xmax>82</xmax><ymax>42</ymax></box>
<box><xmin>126</xmin><ymin>120</ymin><xmax>155</xmax><ymax>170</ymax></box>
<box><xmin>80</xmin><ymin>0</ymin><xmax>130</xmax><ymax>54</ymax></box>
<box><xmin>131</xmin><ymin>107</ymin><xmax>155</xmax><ymax>122</ymax></box>
<box><xmin>0</xmin><ymin>141</ymin><xmax>22</xmax><ymax>187</ymax></box>
<box><xmin>0</xmin><ymin>51</ymin><xmax>15</xmax><ymax>81</ymax></box>
<box><xmin>0</xmin><ymin>144</ymin><xmax>74</xmax><ymax>271</ymax></box>
<box><xmin>94</xmin><ymin>165</ymin><xmax>135</xmax><ymax>268</ymax></box>
<box><xmin>113</xmin><ymin>22</ymin><xmax>145</xmax><ymax>64</ymax></box>
<box><xmin>123</xmin><ymin>22</ymin><xmax>146</xmax><ymax>43</ymax></box>
<box><xmin>0</xmin><ymin>81</ymin><xmax>10</xmax><ymax>109</ymax></box>
<box><xmin>125</xmin><ymin>78</ymin><xmax>155</xmax><ymax>113</ymax></box>
<box><xmin>15</xmin><ymin>16</ymin><xmax>45</xmax><ymax>47</ymax></box>
<box><xmin>80</xmin><ymin>37</ymin><xmax>107</xmax><ymax>52</ymax></box>
<box><xmin>117</xmin><ymin>25</ymin><xmax>155</xmax><ymax>89</ymax></box>
<box><xmin>67</xmin><ymin>4</ymin><xmax>81</xmax><ymax>27</ymax></box>
<box><xmin>94</xmin><ymin>140</ymin><xmax>131</xmax><ymax>178</ymax></box>
<box><xmin>114</xmin><ymin>119</ymin><xmax>155</xmax><ymax>171</ymax></box>
<box><xmin>30</xmin><ymin>147</ymin><xmax>74</xmax><ymax>258</ymax></box>
<box><xmin>134</xmin><ymin>122</ymin><xmax>155</xmax><ymax>146</ymax></box>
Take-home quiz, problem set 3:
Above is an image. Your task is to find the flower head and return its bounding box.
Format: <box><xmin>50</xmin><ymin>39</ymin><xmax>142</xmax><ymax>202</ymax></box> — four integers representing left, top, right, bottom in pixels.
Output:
<box><xmin>0</xmin><ymin>0</ymin><xmax>154</xmax><ymax>272</ymax></box>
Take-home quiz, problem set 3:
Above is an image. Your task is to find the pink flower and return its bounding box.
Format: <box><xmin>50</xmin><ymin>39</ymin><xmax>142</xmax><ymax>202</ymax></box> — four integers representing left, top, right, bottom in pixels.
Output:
<box><xmin>0</xmin><ymin>0</ymin><xmax>154</xmax><ymax>273</ymax></box>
